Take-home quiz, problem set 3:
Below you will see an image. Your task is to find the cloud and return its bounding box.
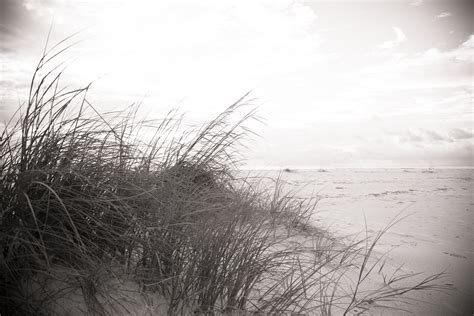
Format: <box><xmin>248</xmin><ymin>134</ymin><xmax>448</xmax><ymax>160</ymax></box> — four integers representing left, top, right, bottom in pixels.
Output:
<box><xmin>411</xmin><ymin>34</ymin><xmax>473</xmax><ymax>63</ymax></box>
<box><xmin>436</xmin><ymin>12</ymin><xmax>452</xmax><ymax>18</ymax></box>
<box><xmin>1</xmin><ymin>0</ymin><xmax>472</xmax><ymax>168</ymax></box>
<box><xmin>403</xmin><ymin>130</ymin><xmax>424</xmax><ymax>143</ymax></box>
<box><xmin>425</xmin><ymin>130</ymin><xmax>445</xmax><ymax>142</ymax></box>
<box><xmin>363</xmin><ymin>34</ymin><xmax>473</xmax><ymax>91</ymax></box>
<box><xmin>400</xmin><ymin>128</ymin><xmax>474</xmax><ymax>145</ymax></box>
<box><xmin>409</xmin><ymin>0</ymin><xmax>423</xmax><ymax>6</ymax></box>
<box><xmin>449</xmin><ymin>128</ymin><xmax>473</xmax><ymax>140</ymax></box>
<box><xmin>393</xmin><ymin>27</ymin><xmax>407</xmax><ymax>42</ymax></box>
<box><xmin>0</xmin><ymin>0</ymin><xmax>324</xmax><ymax>115</ymax></box>
<box><xmin>379</xmin><ymin>27</ymin><xmax>406</xmax><ymax>49</ymax></box>
<box><xmin>0</xmin><ymin>0</ymin><xmax>26</xmax><ymax>36</ymax></box>
<box><xmin>401</xmin><ymin>129</ymin><xmax>445</xmax><ymax>144</ymax></box>
<box><xmin>0</xmin><ymin>0</ymin><xmax>37</xmax><ymax>50</ymax></box>
<box><xmin>461</xmin><ymin>34</ymin><xmax>474</xmax><ymax>48</ymax></box>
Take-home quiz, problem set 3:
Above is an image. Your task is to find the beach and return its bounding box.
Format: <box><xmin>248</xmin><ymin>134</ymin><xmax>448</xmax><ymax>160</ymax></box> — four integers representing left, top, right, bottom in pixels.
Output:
<box><xmin>248</xmin><ymin>168</ymin><xmax>473</xmax><ymax>315</ymax></box>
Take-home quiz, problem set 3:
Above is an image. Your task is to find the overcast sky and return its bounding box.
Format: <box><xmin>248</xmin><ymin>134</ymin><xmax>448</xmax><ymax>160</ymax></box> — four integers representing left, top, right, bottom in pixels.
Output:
<box><xmin>1</xmin><ymin>0</ymin><xmax>472</xmax><ymax>168</ymax></box>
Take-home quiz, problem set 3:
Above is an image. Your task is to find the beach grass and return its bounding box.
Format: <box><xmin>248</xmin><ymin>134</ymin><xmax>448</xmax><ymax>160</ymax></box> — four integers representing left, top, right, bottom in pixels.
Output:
<box><xmin>0</xmin><ymin>39</ymin><xmax>448</xmax><ymax>315</ymax></box>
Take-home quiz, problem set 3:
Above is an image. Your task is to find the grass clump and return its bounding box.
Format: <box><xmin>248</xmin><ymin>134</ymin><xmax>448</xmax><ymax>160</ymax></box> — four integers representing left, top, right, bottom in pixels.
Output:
<box><xmin>0</xmin><ymin>39</ymin><xmax>447</xmax><ymax>315</ymax></box>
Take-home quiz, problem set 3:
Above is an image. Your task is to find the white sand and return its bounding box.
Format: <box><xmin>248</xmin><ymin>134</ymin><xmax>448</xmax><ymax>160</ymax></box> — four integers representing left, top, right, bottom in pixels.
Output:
<box><xmin>41</xmin><ymin>168</ymin><xmax>473</xmax><ymax>315</ymax></box>
<box><xmin>277</xmin><ymin>168</ymin><xmax>473</xmax><ymax>315</ymax></box>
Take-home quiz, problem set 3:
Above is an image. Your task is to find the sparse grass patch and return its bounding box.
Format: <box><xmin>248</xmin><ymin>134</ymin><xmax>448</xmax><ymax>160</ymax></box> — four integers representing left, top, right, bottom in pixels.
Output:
<box><xmin>0</xmin><ymin>39</ymin><xmax>449</xmax><ymax>315</ymax></box>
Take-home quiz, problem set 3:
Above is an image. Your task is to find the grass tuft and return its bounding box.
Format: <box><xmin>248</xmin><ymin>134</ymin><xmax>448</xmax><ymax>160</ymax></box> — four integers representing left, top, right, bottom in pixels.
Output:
<box><xmin>0</xmin><ymin>38</ymin><xmax>448</xmax><ymax>315</ymax></box>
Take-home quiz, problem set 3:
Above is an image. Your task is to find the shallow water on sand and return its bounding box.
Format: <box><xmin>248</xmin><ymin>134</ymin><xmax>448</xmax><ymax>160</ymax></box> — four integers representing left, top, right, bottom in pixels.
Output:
<box><xmin>242</xmin><ymin>168</ymin><xmax>473</xmax><ymax>315</ymax></box>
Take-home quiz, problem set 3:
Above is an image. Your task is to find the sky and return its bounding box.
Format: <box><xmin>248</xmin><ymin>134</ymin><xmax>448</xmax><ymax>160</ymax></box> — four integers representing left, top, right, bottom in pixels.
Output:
<box><xmin>0</xmin><ymin>0</ymin><xmax>473</xmax><ymax>168</ymax></box>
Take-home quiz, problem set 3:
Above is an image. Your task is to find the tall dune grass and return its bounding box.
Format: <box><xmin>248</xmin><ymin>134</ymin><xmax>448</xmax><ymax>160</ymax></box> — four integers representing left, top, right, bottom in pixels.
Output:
<box><xmin>0</xmin><ymin>39</ymin><xmax>448</xmax><ymax>315</ymax></box>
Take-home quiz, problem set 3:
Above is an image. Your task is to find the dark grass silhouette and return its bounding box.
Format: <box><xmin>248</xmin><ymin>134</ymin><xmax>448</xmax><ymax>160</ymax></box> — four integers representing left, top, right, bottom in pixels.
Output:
<box><xmin>0</xmin><ymin>38</ymin><xmax>448</xmax><ymax>315</ymax></box>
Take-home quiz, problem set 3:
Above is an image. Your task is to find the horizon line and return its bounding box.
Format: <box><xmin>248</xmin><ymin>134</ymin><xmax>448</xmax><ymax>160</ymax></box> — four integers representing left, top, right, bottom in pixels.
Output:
<box><xmin>239</xmin><ymin>166</ymin><xmax>474</xmax><ymax>170</ymax></box>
